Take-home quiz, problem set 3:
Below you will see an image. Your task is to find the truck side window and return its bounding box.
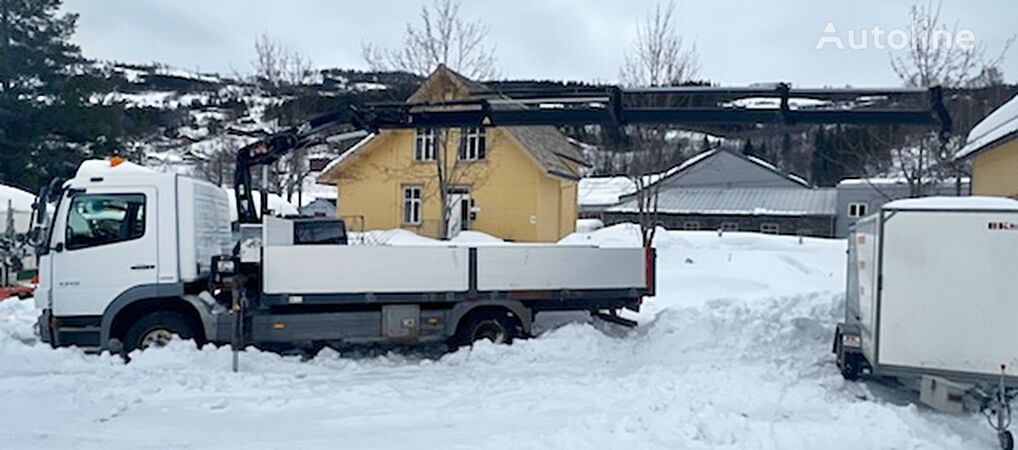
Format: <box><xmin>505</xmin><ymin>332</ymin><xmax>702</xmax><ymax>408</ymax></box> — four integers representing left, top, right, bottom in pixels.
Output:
<box><xmin>65</xmin><ymin>194</ymin><xmax>146</xmax><ymax>250</ymax></box>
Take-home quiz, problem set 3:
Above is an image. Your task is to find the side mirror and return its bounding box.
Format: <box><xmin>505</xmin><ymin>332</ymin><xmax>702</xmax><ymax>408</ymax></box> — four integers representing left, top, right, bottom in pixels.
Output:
<box><xmin>52</xmin><ymin>242</ymin><xmax>64</xmax><ymax>253</ymax></box>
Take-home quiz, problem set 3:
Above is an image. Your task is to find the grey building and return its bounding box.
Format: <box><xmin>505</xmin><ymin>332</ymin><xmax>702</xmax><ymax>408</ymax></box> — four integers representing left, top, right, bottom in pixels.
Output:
<box><xmin>603</xmin><ymin>149</ymin><xmax>839</xmax><ymax>237</ymax></box>
<box><xmin>834</xmin><ymin>178</ymin><xmax>969</xmax><ymax>237</ymax></box>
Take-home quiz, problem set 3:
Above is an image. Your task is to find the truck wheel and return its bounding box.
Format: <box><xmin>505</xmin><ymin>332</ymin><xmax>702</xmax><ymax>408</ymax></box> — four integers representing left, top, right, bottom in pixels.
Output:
<box><xmin>451</xmin><ymin>310</ymin><xmax>518</xmax><ymax>349</ymax></box>
<box><xmin>123</xmin><ymin>311</ymin><xmax>199</xmax><ymax>352</ymax></box>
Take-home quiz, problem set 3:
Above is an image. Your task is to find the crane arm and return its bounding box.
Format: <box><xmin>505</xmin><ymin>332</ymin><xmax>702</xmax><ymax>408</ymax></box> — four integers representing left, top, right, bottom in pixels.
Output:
<box><xmin>233</xmin><ymin>83</ymin><xmax>952</xmax><ymax>224</ymax></box>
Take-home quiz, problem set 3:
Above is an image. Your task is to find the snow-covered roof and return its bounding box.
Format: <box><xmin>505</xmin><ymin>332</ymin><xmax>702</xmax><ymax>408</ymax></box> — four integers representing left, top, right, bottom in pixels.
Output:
<box><xmin>956</xmin><ymin>94</ymin><xmax>1018</xmax><ymax>160</ymax></box>
<box><xmin>837</xmin><ymin>177</ymin><xmax>970</xmax><ymax>188</ymax></box>
<box><xmin>610</xmin><ymin>187</ymin><xmax>837</xmax><ymax>216</ymax></box>
<box><xmin>75</xmin><ymin>159</ymin><xmax>158</xmax><ymax>178</ymax></box>
<box><xmin>577</xmin><ymin>176</ymin><xmax>638</xmax><ymax>207</ymax></box>
<box><xmin>637</xmin><ymin>148</ymin><xmax>810</xmax><ymax>193</ymax></box>
<box><xmin>316</xmin><ymin>133</ymin><xmax>377</xmax><ymax>182</ymax></box>
<box><xmin>883</xmin><ymin>196</ymin><xmax>1018</xmax><ymax>211</ymax></box>
<box><xmin>0</xmin><ymin>185</ymin><xmax>36</xmax><ymax>212</ymax></box>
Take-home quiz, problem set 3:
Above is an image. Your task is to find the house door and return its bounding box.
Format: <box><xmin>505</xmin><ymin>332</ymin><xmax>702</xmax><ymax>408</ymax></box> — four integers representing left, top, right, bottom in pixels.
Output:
<box><xmin>446</xmin><ymin>188</ymin><xmax>470</xmax><ymax>238</ymax></box>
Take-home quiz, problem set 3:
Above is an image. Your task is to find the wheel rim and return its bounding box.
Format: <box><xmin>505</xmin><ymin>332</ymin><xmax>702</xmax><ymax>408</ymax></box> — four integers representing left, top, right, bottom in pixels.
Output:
<box><xmin>140</xmin><ymin>328</ymin><xmax>176</xmax><ymax>349</ymax></box>
<box><xmin>470</xmin><ymin>321</ymin><xmax>507</xmax><ymax>344</ymax></box>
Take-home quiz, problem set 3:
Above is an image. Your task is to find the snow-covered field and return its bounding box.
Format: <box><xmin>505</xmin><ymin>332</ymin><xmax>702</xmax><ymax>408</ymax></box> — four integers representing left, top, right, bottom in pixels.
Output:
<box><xmin>0</xmin><ymin>225</ymin><xmax>996</xmax><ymax>449</ymax></box>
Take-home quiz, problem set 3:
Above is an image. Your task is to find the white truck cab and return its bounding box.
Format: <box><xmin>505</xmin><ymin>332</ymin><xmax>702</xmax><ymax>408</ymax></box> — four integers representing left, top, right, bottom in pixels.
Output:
<box><xmin>37</xmin><ymin>159</ymin><xmax>232</xmax><ymax>350</ymax></box>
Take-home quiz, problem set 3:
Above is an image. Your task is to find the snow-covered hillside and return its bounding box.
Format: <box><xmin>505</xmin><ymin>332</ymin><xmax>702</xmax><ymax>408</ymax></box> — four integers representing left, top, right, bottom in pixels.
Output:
<box><xmin>0</xmin><ymin>226</ymin><xmax>996</xmax><ymax>449</ymax></box>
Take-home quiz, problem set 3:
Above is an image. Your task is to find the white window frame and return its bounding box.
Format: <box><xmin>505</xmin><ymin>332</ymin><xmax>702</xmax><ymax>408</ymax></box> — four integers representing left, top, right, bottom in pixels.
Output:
<box><xmin>847</xmin><ymin>202</ymin><xmax>868</xmax><ymax>218</ymax></box>
<box><xmin>414</xmin><ymin>128</ymin><xmax>436</xmax><ymax>161</ymax></box>
<box><xmin>721</xmin><ymin>222</ymin><xmax>739</xmax><ymax>232</ymax></box>
<box><xmin>760</xmin><ymin>223</ymin><xmax>780</xmax><ymax>235</ymax></box>
<box><xmin>459</xmin><ymin>127</ymin><xmax>486</xmax><ymax>161</ymax></box>
<box><xmin>682</xmin><ymin>221</ymin><xmax>701</xmax><ymax>231</ymax></box>
<box><xmin>402</xmin><ymin>185</ymin><xmax>422</xmax><ymax>225</ymax></box>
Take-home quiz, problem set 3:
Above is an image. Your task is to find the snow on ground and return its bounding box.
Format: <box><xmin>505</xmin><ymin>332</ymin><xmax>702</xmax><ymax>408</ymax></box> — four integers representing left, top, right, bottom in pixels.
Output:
<box><xmin>0</xmin><ymin>225</ymin><xmax>997</xmax><ymax>449</ymax></box>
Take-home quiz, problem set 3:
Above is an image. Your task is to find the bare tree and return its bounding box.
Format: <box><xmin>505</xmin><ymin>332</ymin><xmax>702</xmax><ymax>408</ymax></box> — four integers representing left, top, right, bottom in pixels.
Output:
<box><xmin>618</xmin><ymin>1</ymin><xmax>700</xmax><ymax>247</ymax></box>
<box><xmin>250</xmin><ymin>33</ymin><xmax>318</xmax><ymax>205</ymax></box>
<box><xmin>362</xmin><ymin>0</ymin><xmax>498</xmax><ymax>80</ymax></box>
<box><xmin>888</xmin><ymin>1</ymin><xmax>1014</xmax><ymax>194</ymax></box>
<box><xmin>252</xmin><ymin>33</ymin><xmax>286</xmax><ymax>88</ymax></box>
<box><xmin>891</xmin><ymin>1</ymin><xmax>1013</xmax><ymax>89</ymax></box>
<box><xmin>620</xmin><ymin>1</ymin><xmax>700</xmax><ymax>88</ymax></box>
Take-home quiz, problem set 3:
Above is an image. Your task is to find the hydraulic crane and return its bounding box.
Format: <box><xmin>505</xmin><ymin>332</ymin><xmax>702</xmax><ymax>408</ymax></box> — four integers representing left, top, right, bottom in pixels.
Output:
<box><xmin>233</xmin><ymin>83</ymin><xmax>952</xmax><ymax>223</ymax></box>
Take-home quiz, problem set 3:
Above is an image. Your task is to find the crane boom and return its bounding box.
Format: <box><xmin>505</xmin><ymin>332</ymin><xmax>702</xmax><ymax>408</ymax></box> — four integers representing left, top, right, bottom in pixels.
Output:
<box><xmin>234</xmin><ymin>83</ymin><xmax>952</xmax><ymax>224</ymax></box>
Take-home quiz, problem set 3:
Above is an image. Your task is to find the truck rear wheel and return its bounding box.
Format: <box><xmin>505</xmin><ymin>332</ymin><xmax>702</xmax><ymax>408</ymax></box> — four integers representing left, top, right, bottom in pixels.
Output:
<box><xmin>451</xmin><ymin>309</ymin><xmax>519</xmax><ymax>349</ymax></box>
<box><xmin>123</xmin><ymin>311</ymin><xmax>200</xmax><ymax>352</ymax></box>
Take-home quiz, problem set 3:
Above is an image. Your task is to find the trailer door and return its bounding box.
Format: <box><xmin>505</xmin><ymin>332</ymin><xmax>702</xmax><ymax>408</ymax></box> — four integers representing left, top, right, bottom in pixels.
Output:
<box><xmin>50</xmin><ymin>186</ymin><xmax>158</xmax><ymax>317</ymax></box>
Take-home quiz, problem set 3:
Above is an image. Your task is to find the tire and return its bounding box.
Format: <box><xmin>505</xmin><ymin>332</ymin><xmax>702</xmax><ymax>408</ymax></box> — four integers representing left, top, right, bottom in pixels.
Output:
<box><xmin>122</xmin><ymin>311</ymin><xmax>200</xmax><ymax>353</ymax></box>
<box><xmin>1001</xmin><ymin>430</ymin><xmax>1014</xmax><ymax>450</ymax></box>
<box><xmin>450</xmin><ymin>309</ymin><xmax>519</xmax><ymax>349</ymax></box>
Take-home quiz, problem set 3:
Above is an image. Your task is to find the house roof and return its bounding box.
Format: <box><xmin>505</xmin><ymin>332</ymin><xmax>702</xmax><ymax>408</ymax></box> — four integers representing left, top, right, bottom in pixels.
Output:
<box><xmin>648</xmin><ymin>148</ymin><xmax>811</xmax><ymax>190</ymax></box>
<box><xmin>956</xmin><ymin>93</ymin><xmax>1018</xmax><ymax>161</ymax></box>
<box><xmin>319</xmin><ymin>64</ymin><xmax>588</xmax><ymax>182</ymax></box>
<box><xmin>610</xmin><ymin>187</ymin><xmax>837</xmax><ymax>217</ymax></box>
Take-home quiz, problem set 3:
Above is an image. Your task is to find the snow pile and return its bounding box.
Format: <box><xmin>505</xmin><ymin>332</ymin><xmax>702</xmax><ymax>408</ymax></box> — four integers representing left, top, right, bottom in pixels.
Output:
<box><xmin>958</xmin><ymin>93</ymin><xmax>1018</xmax><ymax>160</ymax></box>
<box><xmin>0</xmin><ymin>225</ymin><xmax>998</xmax><ymax>449</ymax></box>
<box><xmin>449</xmin><ymin>230</ymin><xmax>504</xmax><ymax>244</ymax></box>
<box><xmin>576</xmin><ymin>218</ymin><xmax>604</xmax><ymax>232</ymax></box>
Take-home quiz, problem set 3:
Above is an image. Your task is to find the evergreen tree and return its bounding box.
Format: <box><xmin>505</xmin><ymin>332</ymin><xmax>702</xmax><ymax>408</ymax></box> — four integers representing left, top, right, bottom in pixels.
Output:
<box><xmin>700</xmin><ymin>135</ymin><xmax>712</xmax><ymax>153</ymax></box>
<box><xmin>810</xmin><ymin>128</ymin><xmax>844</xmax><ymax>187</ymax></box>
<box><xmin>741</xmin><ymin>139</ymin><xmax>756</xmax><ymax>157</ymax></box>
<box><xmin>0</xmin><ymin>0</ymin><xmax>122</xmax><ymax>191</ymax></box>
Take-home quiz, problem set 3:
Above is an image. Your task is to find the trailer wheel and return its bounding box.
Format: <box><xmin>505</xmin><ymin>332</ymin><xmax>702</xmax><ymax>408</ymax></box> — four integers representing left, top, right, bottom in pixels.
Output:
<box><xmin>1000</xmin><ymin>430</ymin><xmax>1014</xmax><ymax>450</ymax></box>
<box><xmin>451</xmin><ymin>309</ymin><xmax>519</xmax><ymax>349</ymax></box>
<box><xmin>123</xmin><ymin>311</ymin><xmax>199</xmax><ymax>352</ymax></box>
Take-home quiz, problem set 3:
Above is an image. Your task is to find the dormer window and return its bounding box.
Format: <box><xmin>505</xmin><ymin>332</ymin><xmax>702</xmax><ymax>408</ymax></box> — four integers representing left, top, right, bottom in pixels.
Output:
<box><xmin>414</xmin><ymin>128</ymin><xmax>436</xmax><ymax>161</ymax></box>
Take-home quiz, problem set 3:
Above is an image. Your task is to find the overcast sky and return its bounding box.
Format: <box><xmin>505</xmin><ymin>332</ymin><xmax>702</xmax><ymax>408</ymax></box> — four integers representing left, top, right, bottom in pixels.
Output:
<box><xmin>62</xmin><ymin>0</ymin><xmax>1017</xmax><ymax>87</ymax></box>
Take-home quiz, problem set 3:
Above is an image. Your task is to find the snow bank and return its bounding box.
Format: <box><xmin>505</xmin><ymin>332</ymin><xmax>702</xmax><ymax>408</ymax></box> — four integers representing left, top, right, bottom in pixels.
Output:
<box><xmin>576</xmin><ymin>218</ymin><xmax>604</xmax><ymax>232</ymax></box>
<box><xmin>0</xmin><ymin>226</ymin><xmax>999</xmax><ymax>449</ymax></box>
<box><xmin>884</xmin><ymin>196</ymin><xmax>1018</xmax><ymax>211</ymax></box>
<box><xmin>449</xmin><ymin>230</ymin><xmax>504</xmax><ymax>244</ymax></box>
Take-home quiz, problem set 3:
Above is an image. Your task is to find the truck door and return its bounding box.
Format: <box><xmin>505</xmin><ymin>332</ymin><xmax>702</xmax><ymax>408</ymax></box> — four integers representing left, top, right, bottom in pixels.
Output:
<box><xmin>50</xmin><ymin>187</ymin><xmax>158</xmax><ymax>317</ymax></box>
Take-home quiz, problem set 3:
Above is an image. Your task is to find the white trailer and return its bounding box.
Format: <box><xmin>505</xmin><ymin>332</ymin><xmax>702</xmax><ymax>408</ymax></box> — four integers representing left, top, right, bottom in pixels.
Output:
<box><xmin>35</xmin><ymin>160</ymin><xmax>654</xmax><ymax>354</ymax></box>
<box><xmin>835</xmin><ymin>196</ymin><xmax>1018</xmax><ymax>449</ymax></box>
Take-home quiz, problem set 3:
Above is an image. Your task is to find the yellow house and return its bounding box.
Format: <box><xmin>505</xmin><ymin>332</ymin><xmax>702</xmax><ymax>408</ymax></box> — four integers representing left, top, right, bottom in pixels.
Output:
<box><xmin>317</xmin><ymin>65</ymin><xmax>588</xmax><ymax>242</ymax></box>
<box><xmin>957</xmin><ymin>94</ymin><xmax>1018</xmax><ymax>198</ymax></box>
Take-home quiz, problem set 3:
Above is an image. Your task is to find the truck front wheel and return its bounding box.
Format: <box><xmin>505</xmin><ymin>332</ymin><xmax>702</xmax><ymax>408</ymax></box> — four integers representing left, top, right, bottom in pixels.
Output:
<box><xmin>123</xmin><ymin>311</ymin><xmax>200</xmax><ymax>352</ymax></box>
<box><xmin>451</xmin><ymin>309</ymin><xmax>520</xmax><ymax>349</ymax></box>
